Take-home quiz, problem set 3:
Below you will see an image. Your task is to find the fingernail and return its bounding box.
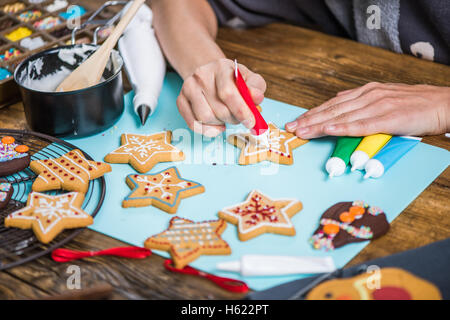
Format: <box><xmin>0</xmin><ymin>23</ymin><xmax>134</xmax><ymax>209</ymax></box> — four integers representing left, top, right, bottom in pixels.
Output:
<box><xmin>204</xmin><ymin>128</ymin><xmax>222</xmax><ymax>137</ymax></box>
<box><xmin>325</xmin><ymin>125</ymin><xmax>337</xmax><ymax>132</ymax></box>
<box><xmin>242</xmin><ymin>119</ymin><xmax>254</xmax><ymax>129</ymax></box>
<box><xmin>286</xmin><ymin>121</ymin><xmax>298</xmax><ymax>131</ymax></box>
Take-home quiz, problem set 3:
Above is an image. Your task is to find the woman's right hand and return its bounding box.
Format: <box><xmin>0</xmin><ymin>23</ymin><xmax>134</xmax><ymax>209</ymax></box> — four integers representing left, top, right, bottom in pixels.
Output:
<box><xmin>176</xmin><ymin>58</ymin><xmax>267</xmax><ymax>137</ymax></box>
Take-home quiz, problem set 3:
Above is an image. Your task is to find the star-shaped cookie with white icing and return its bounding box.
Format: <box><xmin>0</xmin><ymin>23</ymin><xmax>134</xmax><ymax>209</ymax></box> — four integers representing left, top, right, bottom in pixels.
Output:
<box><xmin>30</xmin><ymin>149</ymin><xmax>111</xmax><ymax>193</ymax></box>
<box><xmin>104</xmin><ymin>132</ymin><xmax>185</xmax><ymax>173</ymax></box>
<box><xmin>4</xmin><ymin>192</ymin><xmax>93</xmax><ymax>244</ymax></box>
<box><xmin>123</xmin><ymin>166</ymin><xmax>205</xmax><ymax>213</ymax></box>
<box><xmin>144</xmin><ymin>216</ymin><xmax>231</xmax><ymax>269</ymax></box>
<box><xmin>228</xmin><ymin>123</ymin><xmax>308</xmax><ymax>165</ymax></box>
<box><xmin>218</xmin><ymin>190</ymin><xmax>303</xmax><ymax>241</ymax></box>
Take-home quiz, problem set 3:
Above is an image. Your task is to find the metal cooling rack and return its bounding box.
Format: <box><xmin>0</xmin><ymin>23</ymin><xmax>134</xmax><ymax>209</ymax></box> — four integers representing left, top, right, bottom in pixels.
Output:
<box><xmin>0</xmin><ymin>129</ymin><xmax>106</xmax><ymax>270</ymax></box>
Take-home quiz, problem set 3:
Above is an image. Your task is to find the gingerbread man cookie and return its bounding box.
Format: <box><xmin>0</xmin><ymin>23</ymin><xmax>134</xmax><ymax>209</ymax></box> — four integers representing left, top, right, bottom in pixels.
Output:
<box><xmin>123</xmin><ymin>166</ymin><xmax>205</xmax><ymax>213</ymax></box>
<box><xmin>309</xmin><ymin>201</ymin><xmax>390</xmax><ymax>250</ymax></box>
<box><xmin>306</xmin><ymin>268</ymin><xmax>441</xmax><ymax>300</ymax></box>
<box><xmin>104</xmin><ymin>132</ymin><xmax>185</xmax><ymax>173</ymax></box>
<box><xmin>0</xmin><ymin>136</ymin><xmax>30</xmax><ymax>177</ymax></box>
<box><xmin>0</xmin><ymin>180</ymin><xmax>13</xmax><ymax>210</ymax></box>
<box><xmin>4</xmin><ymin>192</ymin><xmax>93</xmax><ymax>244</ymax></box>
<box><xmin>218</xmin><ymin>190</ymin><xmax>303</xmax><ymax>241</ymax></box>
<box><xmin>227</xmin><ymin>123</ymin><xmax>308</xmax><ymax>165</ymax></box>
<box><xmin>30</xmin><ymin>149</ymin><xmax>111</xmax><ymax>193</ymax></box>
<box><xmin>144</xmin><ymin>217</ymin><xmax>231</xmax><ymax>269</ymax></box>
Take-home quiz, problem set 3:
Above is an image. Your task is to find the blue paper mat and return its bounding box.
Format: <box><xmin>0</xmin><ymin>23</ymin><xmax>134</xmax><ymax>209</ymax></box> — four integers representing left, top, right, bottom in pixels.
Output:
<box><xmin>66</xmin><ymin>73</ymin><xmax>450</xmax><ymax>291</ymax></box>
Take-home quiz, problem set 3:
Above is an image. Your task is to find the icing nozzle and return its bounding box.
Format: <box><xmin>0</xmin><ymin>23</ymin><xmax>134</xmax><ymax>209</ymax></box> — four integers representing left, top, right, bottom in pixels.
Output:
<box><xmin>137</xmin><ymin>104</ymin><xmax>151</xmax><ymax>126</ymax></box>
<box><xmin>325</xmin><ymin>157</ymin><xmax>346</xmax><ymax>178</ymax></box>
<box><xmin>350</xmin><ymin>150</ymin><xmax>369</xmax><ymax>172</ymax></box>
<box><xmin>363</xmin><ymin>159</ymin><xmax>384</xmax><ymax>179</ymax></box>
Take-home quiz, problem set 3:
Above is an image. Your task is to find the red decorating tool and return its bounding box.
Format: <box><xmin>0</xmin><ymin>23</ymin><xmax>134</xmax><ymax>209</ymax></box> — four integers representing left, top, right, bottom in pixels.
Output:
<box><xmin>234</xmin><ymin>59</ymin><xmax>269</xmax><ymax>146</ymax></box>
<box><xmin>164</xmin><ymin>259</ymin><xmax>249</xmax><ymax>294</ymax></box>
<box><xmin>52</xmin><ymin>246</ymin><xmax>152</xmax><ymax>262</ymax></box>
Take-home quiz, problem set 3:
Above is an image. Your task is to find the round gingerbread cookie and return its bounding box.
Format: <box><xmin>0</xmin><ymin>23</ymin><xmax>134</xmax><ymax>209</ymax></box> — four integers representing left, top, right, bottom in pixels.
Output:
<box><xmin>0</xmin><ymin>180</ymin><xmax>13</xmax><ymax>210</ymax></box>
<box><xmin>0</xmin><ymin>136</ymin><xmax>31</xmax><ymax>177</ymax></box>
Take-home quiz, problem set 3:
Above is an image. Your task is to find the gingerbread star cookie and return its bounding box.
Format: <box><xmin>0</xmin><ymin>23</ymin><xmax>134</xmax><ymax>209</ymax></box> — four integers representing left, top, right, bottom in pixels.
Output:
<box><xmin>0</xmin><ymin>180</ymin><xmax>13</xmax><ymax>210</ymax></box>
<box><xmin>218</xmin><ymin>190</ymin><xmax>303</xmax><ymax>241</ymax></box>
<box><xmin>30</xmin><ymin>149</ymin><xmax>111</xmax><ymax>193</ymax></box>
<box><xmin>4</xmin><ymin>192</ymin><xmax>93</xmax><ymax>244</ymax></box>
<box><xmin>227</xmin><ymin>123</ymin><xmax>308</xmax><ymax>165</ymax></box>
<box><xmin>309</xmin><ymin>201</ymin><xmax>390</xmax><ymax>251</ymax></box>
<box><xmin>123</xmin><ymin>166</ymin><xmax>205</xmax><ymax>213</ymax></box>
<box><xmin>144</xmin><ymin>217</ymin><xmax>231</xmax><ymax>269</ymax></box>
<box><xmin>104</xmin><ymin>132</ymin><xmax>185</xmax><ymax>173</ymax></box>
<box><xmin>0</xmin><ymin>136</ymin><xmax>30</xmax><ymax>177</ymax></box>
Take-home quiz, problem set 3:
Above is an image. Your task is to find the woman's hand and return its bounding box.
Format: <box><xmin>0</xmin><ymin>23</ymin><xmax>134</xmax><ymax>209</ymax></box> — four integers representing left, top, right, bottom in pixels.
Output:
<box><xmin>177</xmin><ymin>58</ymin><xmax>266</xmax><ymax>137</ymax></box>
<box><xmin>285</xmin><ymin>82</ymin><xmax>450</xmax><ymax>138</ymax></box>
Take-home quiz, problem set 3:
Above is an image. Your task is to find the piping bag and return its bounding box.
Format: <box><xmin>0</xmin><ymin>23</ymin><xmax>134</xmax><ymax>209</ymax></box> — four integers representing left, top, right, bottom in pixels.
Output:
<box><xmin>118</xmin><ymin>3</ymin><xmax>166</xmax><ymax>125</ymax></box>
<box><xmin>216</xmin><ymin>255</ymin><xmax>336</xmax><ymax>277</ymax></box>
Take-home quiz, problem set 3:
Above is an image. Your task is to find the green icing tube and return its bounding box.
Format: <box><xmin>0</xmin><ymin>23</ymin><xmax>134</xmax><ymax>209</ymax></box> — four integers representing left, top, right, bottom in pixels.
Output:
<box><xmin>326</xmin><ymin>137</ymin><xmax>363</xmax><ymax>177</ymax></box>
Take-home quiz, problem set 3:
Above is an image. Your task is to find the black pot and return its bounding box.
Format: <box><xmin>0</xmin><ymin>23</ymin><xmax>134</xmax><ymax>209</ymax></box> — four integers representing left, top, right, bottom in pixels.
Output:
<box><xmin>14</xmin><ymin>44</ymin><xmax>124</xmax><ymax>138</ymax></box>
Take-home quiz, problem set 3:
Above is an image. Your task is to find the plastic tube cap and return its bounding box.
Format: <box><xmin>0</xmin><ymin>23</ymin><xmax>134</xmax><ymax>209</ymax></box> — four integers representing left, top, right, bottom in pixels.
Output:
<box><xmin>350</xmin><ymin>150</ymin><xmax>369</xmax><ymax>171</ymax></box>
<box><xmin>364</xmin><ymin>159</ymin><xmax>384</xmax><ymax>179</ymax></box>
<box><xmin>325</xmin><ymin>157</ymin><xmax>346</xmax><ymax>178</ymax></box>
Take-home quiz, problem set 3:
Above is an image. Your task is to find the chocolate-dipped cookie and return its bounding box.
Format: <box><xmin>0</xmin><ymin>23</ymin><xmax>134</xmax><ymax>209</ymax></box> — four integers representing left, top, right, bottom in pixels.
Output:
<box><xmin>0</xmin><ymin>180</ymin><xmax>13</xmax><ymax>210</ymax></box>
<box><xmin>310</xmin><ymin>201</ymin><xmax>389</xmax><ymax>250</ymax></box>
<box><xmin>0</xmin><ymin>136</ymin><xmax>31</xmax><ymax>177</ymax></box>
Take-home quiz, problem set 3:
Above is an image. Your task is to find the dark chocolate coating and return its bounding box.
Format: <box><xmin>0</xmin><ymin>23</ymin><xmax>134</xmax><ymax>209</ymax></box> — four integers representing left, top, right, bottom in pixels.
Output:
<box><xmin>312</xmin><ymin>201</ymin><xmax>390</xmax><ymax>248</ymax></box>
<box><xmin>0</xmin><ymin>154</ymin><xmax>30</xmax><ymax>177</ymax></box>
<box><xmin>0</xmin><ymin>180</ymin><xmax>13</xmax><ymax>210</ymax></box>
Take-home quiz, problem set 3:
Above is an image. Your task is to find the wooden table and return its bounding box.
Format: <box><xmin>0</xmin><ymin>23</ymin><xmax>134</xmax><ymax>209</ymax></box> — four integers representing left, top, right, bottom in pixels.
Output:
<box><xmin>0</xmin><ymin>23</ymin><xmax>449</xmax><ymax>300</ymax></box>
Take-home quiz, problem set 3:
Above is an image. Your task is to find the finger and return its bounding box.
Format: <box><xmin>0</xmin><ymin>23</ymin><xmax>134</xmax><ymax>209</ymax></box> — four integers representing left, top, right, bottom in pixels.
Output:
<box><xmin>238</xmin><ymin>64</ymin><xmax>267</xmax><ymax>104</ymax></box>
<box><xmin>292</xmin><ymin>100</ymin><xmax>394</xmax><ymax>139</ymax></box>
<box><xmin>323</xmin><ymin>115</ymin><xmax>397</xmax><ymax>137</ymax></box>
<box><xmin>292</xmin><ymin>92</ymin><xmax>382</xmax><ymax>130</ymax></box>
<box><xmin>182</xmin><ymin>78</ymin><xmax>223</xmax><ymax>126</ymax></box>
<box><xmin>192</xmin><ymin>68</ymin><xmax>240</xmax><ymax>125</ymax></box>
<box><xmin>216</xmin><ymin>71</ymin><xmax>255</xmax><ymax>129</ymax></box>
<box><xmin>176</xmin><ymin>94</ymin><xmax>225</xmax><ymax>137</ymax></box>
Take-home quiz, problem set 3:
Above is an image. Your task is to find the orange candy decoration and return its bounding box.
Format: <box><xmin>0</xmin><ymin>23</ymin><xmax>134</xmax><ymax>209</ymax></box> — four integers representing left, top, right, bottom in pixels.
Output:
<box><xmin>323</xmin><ymin>224</ymin><xmax>340</xmax><ymax>235</ymax></box>
<box><xmin>339</xmin><ymin>211</ymin><xmax>354</xmax><ymax>223</ymax></box>
<box><xmin>15</xmin><ymin>145</ymin><xmax>29</xmax><ymax>153</ymax></box>
<box><xmin>1</xmin><ymin>136</ymin><xmax>15</xmax><ymax>144</ymax></box>
<box><xmin>349</xmin><ymin>206</ymin><xmax>365</xmax><ymax>217</ymax></box>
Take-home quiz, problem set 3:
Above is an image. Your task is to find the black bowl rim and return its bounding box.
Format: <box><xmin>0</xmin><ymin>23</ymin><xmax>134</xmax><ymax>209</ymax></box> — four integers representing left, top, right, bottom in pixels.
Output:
<box><xmin>13</xmin><ymin>43</ymin><xmax>124</xmax><ymax>95</ymax></box>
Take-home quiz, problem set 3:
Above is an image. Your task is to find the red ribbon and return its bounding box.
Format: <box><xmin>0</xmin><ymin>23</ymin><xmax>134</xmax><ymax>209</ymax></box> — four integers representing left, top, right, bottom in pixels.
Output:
<box><xmin>164</xmin><ymin>259</ymin><xmax>249</xmax><ymax>294</ymax></box>
<box><xmin>52</xmin><ymin>246</ymin><xmax>152</xmax><ymax>262</ymax></box>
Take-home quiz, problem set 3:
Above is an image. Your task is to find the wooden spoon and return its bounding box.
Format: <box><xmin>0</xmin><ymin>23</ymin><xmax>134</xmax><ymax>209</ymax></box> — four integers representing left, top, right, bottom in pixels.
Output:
<box><xmin>56</xmin><ymin>0</ymin><xmax>145</xmax><ymax>92</ymax></box>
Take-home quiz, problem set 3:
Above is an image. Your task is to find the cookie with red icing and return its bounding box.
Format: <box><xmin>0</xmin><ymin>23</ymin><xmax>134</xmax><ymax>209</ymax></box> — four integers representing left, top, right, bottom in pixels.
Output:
<box><xmin>30</xmin><ymin>149</ymin><xmax>111</xmax><ymax>193</ymax></box>
<box><xmin>144</xmin><ymin>216</ymin><xmax>231</xmax><ymax>269</ymax></box>
<box><xmin>309</xmin><ymin>201</ymin><xmax>389</xmax><ymax>250</ymax></box>
<box><xmin>0</xmin><ymin>180</ymin><xmax>13</xmax><ymax>210</ymax></box>
<box><xmin>4</xmin><ymin>192</ymin><xmax>93</xmax><ymax>244</ymax></box>
<box><xmin>218</xmin><ymin>190</ymin><xmax>303</xmax><ymax>241</ymax></box>
<box><xmin>0</xmin><ymin>136</ymin><xmax>30</xmax><ymax>177</ymax></box>
<box><xmin>227</xmin><ymin>123</ymin><xmax>308</xmax><ymax>165</ymax></box>
<box><xmin>123</xmin><ymin>166</ymin><xmax>205</xmax><ymax>213</ymax></box>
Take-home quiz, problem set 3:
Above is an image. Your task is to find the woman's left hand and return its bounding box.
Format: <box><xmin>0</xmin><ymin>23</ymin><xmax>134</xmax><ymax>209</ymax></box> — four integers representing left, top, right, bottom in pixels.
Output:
<box><xmin>285</xmin><ymin>82</ymin><xmax>450</xmax><ymax>138</ymax></box>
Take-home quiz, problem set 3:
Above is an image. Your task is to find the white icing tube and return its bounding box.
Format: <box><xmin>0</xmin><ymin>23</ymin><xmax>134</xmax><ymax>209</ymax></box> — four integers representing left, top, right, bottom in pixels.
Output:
<box><xmin>216</xmin><ymin>255</ymin><xmax>336</xmax><ymax>276</ymax></box>
<box><xmin>118</xmin><ymin>3</ymin><xmax>166</xmax><ymax>125</ymax></box>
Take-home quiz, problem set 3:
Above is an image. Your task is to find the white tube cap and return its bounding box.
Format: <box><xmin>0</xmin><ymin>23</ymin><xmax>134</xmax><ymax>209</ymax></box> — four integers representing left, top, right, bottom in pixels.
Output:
<box><xmin>325</xmin><ymin>157</ymin><xmax>346</xmax><ymax>178</ymax></box>
<box><xmin>350</xmin><ymin>150</ymin><xmax>369</xmax><ymax>171</ymax></box>
<box><xmin>364</xmin><ymin>159</ymin><xmax>384</xmax><ymax>179</ymax></box>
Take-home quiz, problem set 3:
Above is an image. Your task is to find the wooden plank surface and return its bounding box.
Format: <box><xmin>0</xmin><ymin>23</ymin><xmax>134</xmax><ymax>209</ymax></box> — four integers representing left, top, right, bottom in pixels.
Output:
<box><xmin>0</xmin><ymin>22</ymin><xmax>449</xmax><ymax>299</ymax></box>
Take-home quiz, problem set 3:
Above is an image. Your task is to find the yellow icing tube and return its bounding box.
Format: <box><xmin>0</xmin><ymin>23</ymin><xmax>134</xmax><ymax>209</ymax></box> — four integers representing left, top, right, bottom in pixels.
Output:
<box><xmin>350</xmin><ymin>134</ymin><xmax>392</xmax><ymax>171</ymax></box>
